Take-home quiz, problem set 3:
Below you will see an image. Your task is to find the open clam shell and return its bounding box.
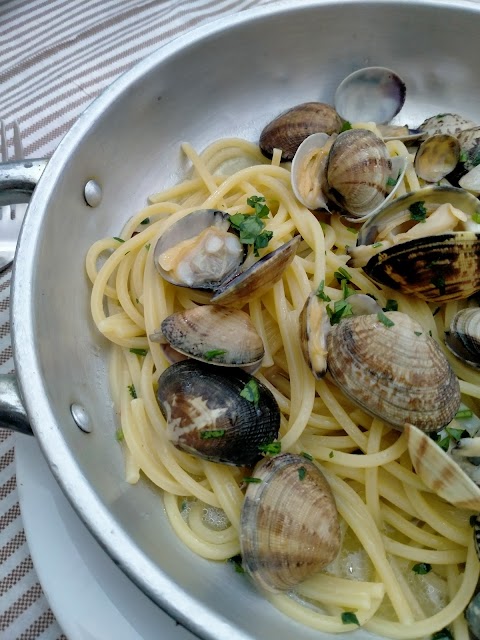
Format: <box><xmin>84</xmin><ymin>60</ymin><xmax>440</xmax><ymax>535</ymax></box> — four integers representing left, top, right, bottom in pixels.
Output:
<box><xmin>445</xmin><ymin>307</ymin><xmax>480</xmax><ymax>369</ymax></box>
<box><xmin>211</xmin><ymin>236</ymin><xmax>300</xmax><ymax>307</ymax></box>
<box><xmin>155</xmin><ymin>304</ymin><xmax>264</xmax><ymax>368</ymax></box>
<box><xmin>154</xmin><ymin>209</ymin><xmax>244</xmax><ymax>289</ymax></box>
<box><xmin>377</xmin><ymin>124</ymin><xmax>423</xmax><ymax>143</ymax></box>
<box><xmin>334</xmin><ymin>66</ymin><xmax>406</xmax><ymax>124</ymax></box>
<box><xmin>326</xmin><ymin>311</ymin><xmax>461</xmax><ymax>432</ymax></box>
<box><xmin>240</xmin><ymin>453</ymin><xmax>341</xmax><ymax>592</ymax></box>
<box><xmin>350</xmin><ymin>186</ymin><xmax>480</xmax><ymax>302</ymax></box>
<box><xmin>414</xmin><ymin>134</ymin><xmax>460</xmax><ymax>183</ymax></box>
<box><xmin>405</xmin><ymin>424</ymin><xmax>480</xmax><ymax>510</ymax></box>
<box><xmin>299</xmin><ymin>293</ymin><xmax>330</xmax><ymax>379</ymax></box>
<box><xmin>156</xmin><ymin>360</ymin><xmax>280</xmax><ymax>466</ymax></box>
<box><xmin>290</xmin><ymin>132</ymin><xmax>332</xmax><ymax>210</ymax></box>
<box><xmin>259</xmin><ymin>102</ymin><xmax>343</xmax><ymax>161</ymax></box>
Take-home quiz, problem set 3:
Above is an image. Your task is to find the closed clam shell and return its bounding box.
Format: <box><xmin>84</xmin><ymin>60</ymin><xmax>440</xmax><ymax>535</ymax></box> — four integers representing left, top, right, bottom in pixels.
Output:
<box><xmin>211</xmin><ymin>236</ymin><xmax>300</xmax><ymax>307</ymax></box>
<box><xmin>325</xmin><ymin>129</ymin><xmax>393</xmax><ymax>218</ymax></box>
<box><xmin>405</xmin><ymin>424</ymin><xmax>480</xmax><ymax>510</ymax></box>
<box><xmin>419</xmin><ymin>113</ymin><xmax>477</xmax><ymax>138</ymax></box>
<box><xmin>240</xmin><ymin>453</ymin><xmax>340</xmax><ymax>592</ymax></box>
<box><xmin>414</xmin><ymin>134</ymin><xmax>460</xmax><ymax>183</ymax></box>
<box><xmin>156</xmin><ymin>361</ymin><xmax>280</xmax><ymax>466</ymax></box>
<box><xmin>158</xmin><ymin>304</ymin><xmax>264</xmax><ymax>367</ymax></box>
<box><xmin>327</xmin><ymin>312</ymin><xmax>460</xmax><ymax>432</ymax></box>
<box><xmin>259</xmin><ymin>102</ymin><xmax>343</xmax><ymax>161</ymax></box>
<box><xmin>458</xmin><ymin>127</ymin><xmax>480</xmax><ymax>171</ymax></box>
<box><xmin>445</xmin><ymin>307</ymin><xmax>480</xmax><ymax>369</ymax></box>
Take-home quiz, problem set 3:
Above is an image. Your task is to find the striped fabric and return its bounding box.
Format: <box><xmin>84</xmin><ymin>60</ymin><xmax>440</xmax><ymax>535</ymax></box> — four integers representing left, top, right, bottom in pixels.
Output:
<box><xmin>0</xmin><ymin>1</ymin><xmax>278</xmax><ymax>638</ymax></box>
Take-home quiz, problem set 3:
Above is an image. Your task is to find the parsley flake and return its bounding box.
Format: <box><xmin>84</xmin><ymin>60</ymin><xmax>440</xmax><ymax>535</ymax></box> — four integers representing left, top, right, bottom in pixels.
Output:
<box><xmin>414</xmin><ymin>331</ymin><xmax>422</xmax><ymax>337</ymax></box>
<box><xmin>243</xmin><ymin>477</ymin><xmax>262</xmax><ymax>484</ymax></box>
<box><xmin>128</xmin><ymin>384</ymin><xmax>137</xmax><ymax>399</ymax></box>
<box><xmin>341</xmin><ymin>612</ymin><xmax>360</xmax><ymax>626</ymax></box>
<box><xmin>327</xmin><ymin>299</ymin><xmax>354</xmax><ymax>325</ymax></box>
<box><xmin>115</xmin><ymin>429</ymin><xmax>125</xmax><ymax>442</ymax></box>
<box><xmin>412</xmin><ymin>562</ymin><xmax>431</xmax><ymax>575</ymax></box>
<box><xmin>200</xmin><ymin>430</ymin><xmax>225</xmax><ymax>439</ymax></box>
<box><xmin>113</xmin><ymin>236</ymin><xmax>125</xmax><ymax>243</ymax></box>
<box><xmin>459</xmin><ymin>150</ymin><xmax>468</xmax><ymax>164</ymax></box>
<box><xmin>315</xmin><ymin>280</ymin><xmax>331</xmax><ymax>302</ymax></box>
<box><xmin>240</xmin><ymin>379</ymin><xmax>260</xmax><ymax>407</ymax></box>
<box><xmin>258</xmin><ymin>441</ymin><xmax>282</xmax><ymax>455</ymax></box>
<box><xmin>301</xmin><ymin>451</ymin><xmax>313</xmax><ymax>461</ymax></box>
<box><xmin>140</xmin><ymin>217</ymin><xmax>150</xmax><ymax>225</ymax></box>
<box><xmin>372</xmin><ymin>242</ymin><xmax>383</xmax><ymax>248</ymax></box>
<box><xmin>383</xmin><ymin>299</ymin><xmax>398</xmax><ymax>312</ymax></box>
<box><xmin>298</xmin><ymin>466</ymin><xmax>307</xmax><ymax>481</ymax></box>
<box><xmin>227</xmin><ymin>555</ymin><xmax>245</xmax><ymax>574</ymax></box>
<box><xmin>130</xmin><ymin>348</ymin><xmax>148</xmax><ymax>357</ymax></box>
<box><xmin>334</xmin><ymin>267</ymin><xmax>352</xmax><ymax>282</ymax></box>
<box><xmin>377</xmin><ymin>311</ymin><xmax>395</xmax><ymax>328</ymax></box>
<box><xmin>340</xmin><ymin>121</ymin><xmax>353</xmax><ymax>132</ymax></box>
<box><xmin>409</xmin><ymin>201</ymin><xmax>428</xmax><ymax>222</ymax></box>
<box><xmin>204</xmin><ymin>349</ymin><xmax>228</xmax><ymax>361</ymax></box>
<box><xmin>229</xmin><ymin>196</ymin><xmax>273</xmax><ymax>256</ymax></box>
<box><xmin>329</xmin><ymin>451</ymin><xmax>334</xmax><ymax>458</ymax></box>
<box><xmin>431</xmin><ymin>274</ymin><xmax>446</xmax><ymax>295</ymax></box>
<box><xmin>145</xmin><ymin>243</ymin><xmax>151</xmax><ymax>251</ymax></box>
<box><xmin>386</xmin><ymin>175</ymin><xmax>398</xmax><ymax>187</ymax></box>
<box><xmin>472</xmin><ymin>212</ymin><xmax>480</xmax><ymax>224</ymax></box>
<box><xmin>455</xmin><ymin>409</ymin><xmax>473</xmax><ymax>419</ymax></box>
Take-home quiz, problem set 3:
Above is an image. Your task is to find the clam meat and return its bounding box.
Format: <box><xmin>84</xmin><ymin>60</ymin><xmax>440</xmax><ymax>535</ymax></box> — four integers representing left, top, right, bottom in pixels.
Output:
<box><xmin>348</xmin><ymin>185</ymin><xmax>480</xmax><ymax>302</ymax></box>
<box><xmin>259</xmin><ymin>102</ymin><xmax>343</xmax><ymax>161</ymax></box>
<box><xmin>326</xmin><ymin>311</ymin><xmax>461</xmax><ymax>432</ymax></box>
<box><xmin>414</xmin><ymin>133</ymin><xmax>460</xmax><ymax>183</ymax></box>
<box><xmin>152</xmin><ymin>304</ymin><xmax>264</xmax><ymax>369</ymax></box>
<box><xmin>156</xmin><ymin>360</ymin><xmax>280</xmax><ymax>466</ymax></box>
<box><xmin>299</xmin><ymin>292</ymin><xmax>330</xmax><ymax>379</ymax></box>
<box><xmin>240</xmin><ymin>453</ymin><xmax>341</xmax><ymax>592</ymax></box>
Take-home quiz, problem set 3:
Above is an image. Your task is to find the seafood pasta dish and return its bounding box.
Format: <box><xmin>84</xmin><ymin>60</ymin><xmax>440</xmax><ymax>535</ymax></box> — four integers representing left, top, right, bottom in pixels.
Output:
<box><xmin>86</xmin><ymin>67</ymin><xmax>480</xmax><ymax>639</ymax></box>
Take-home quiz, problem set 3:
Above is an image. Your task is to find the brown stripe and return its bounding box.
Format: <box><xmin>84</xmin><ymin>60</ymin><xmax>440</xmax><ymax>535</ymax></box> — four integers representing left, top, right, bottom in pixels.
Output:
<box><xmin>0</xmin><ymin>502</ymin><xmax>20</xmax><ymax>530</ymax></box>
<box><xmin>0</xmin><ymin>530</ymin><xmax>27</xmax><ymax>562</ymax></box>
<box><xmin>0</xmin><ymin>278</ymin><xmax>11</xmax><ymax>293</ymax></box>
<box><xmin>17</xmin><ymin>610</ymin><xmax>65</xmax><ymax>639</ymax></box>
<box><xmin>0</xmin><ymin>582</ymin><xmax>44</xmax><ymax>627</ymax></box>
<box><xmin>0</xmin><ymin>0</ymin><xmax>57</xmax><ymax>29</ymax></box>
<box><xmin>0</xmin><ymin>476</ymin><xmax>16</xmax><ymax>500</ymax></box>
<box><xmin>0</xmin><ymin>556</ymin><xmax>34</xmax><ymax>596</ymax></box>
<box><xmin>0</xmin><ymin>297</ymin><xmax>10</xmax><ymax>312</ymax></box>
<box><xmin>0</xmin><ymin>447</ymin><xmax>14</xmax><ymax>471</ymax></box>
<box><xmin>0</xmin><ymin>321</ymin><xmax>10</xmax><ymax>339</ymax></box>
<box><xmin>0</xmin><ymin>346</ymin><xmax>13</xmax><ymax>365</ymax></box>
<box><xmin>0</xmin><ymin>429</ymin><xmax>13</xmax><ymax>442</ymax></box>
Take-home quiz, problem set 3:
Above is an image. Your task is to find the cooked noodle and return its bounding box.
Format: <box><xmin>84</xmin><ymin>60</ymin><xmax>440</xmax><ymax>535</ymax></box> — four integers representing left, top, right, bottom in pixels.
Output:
<box><xmin>86</xmin><ymin>133</ymin><xmax>480</xmax><ymax>638</ymax></box>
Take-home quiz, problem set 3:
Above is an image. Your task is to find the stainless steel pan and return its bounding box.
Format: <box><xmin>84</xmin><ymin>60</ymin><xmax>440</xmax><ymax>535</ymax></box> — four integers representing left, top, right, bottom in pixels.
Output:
<box><xmin>2</xmin><ymin>1</ymin><xmax>480</xmax><ymax>638</ymax></box>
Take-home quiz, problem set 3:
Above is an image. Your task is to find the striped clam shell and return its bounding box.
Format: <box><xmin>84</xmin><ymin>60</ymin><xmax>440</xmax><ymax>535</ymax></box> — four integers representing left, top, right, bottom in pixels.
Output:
<box><xmin>325</xmin><ymin>129</ymin><xmax>393</xmax><ymax>219</ymax></box>
<box><xmin>445</xmin><ymin>308</ymin><xmax>480</xmax><ymax>369</ymax></box>
<box><xmin>327</xmin><ymin>312</ymin><xmax>460</xmax><ymax>432</ymax></box>
<box><xmin>240</xmin><ymin>453</ymin><xmax>341</xmax><ymax>592</ymax></box>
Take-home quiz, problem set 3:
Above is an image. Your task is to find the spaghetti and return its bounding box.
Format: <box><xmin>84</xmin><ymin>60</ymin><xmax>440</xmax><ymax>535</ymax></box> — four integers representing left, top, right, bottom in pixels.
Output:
<box><xmin>86</xmin><ymin>133</ymin><xmax>480</xmax><ymax>639</ymax></box>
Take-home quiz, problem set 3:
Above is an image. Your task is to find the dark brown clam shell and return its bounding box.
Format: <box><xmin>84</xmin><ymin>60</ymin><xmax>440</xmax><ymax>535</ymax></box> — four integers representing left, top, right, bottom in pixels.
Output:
<box><xmin>259</xmin><ymin>102</ymin><xmax>343</xmax><ymax>161</ymax></box>
<box><xmin>363</xmin><ymin>231</ymin><xmax>480</xmax><ymax>302</ymax></box>
<box><xmin>156</xmin><ymin>360</ymin><xmax>280</xmax><ymax>466</ymax></box>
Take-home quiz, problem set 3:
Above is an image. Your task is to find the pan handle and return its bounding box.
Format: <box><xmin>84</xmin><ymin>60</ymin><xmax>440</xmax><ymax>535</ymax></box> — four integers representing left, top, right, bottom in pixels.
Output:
<box><xmin>0</xmin><ymin>159</ymin><xmax>48</xmax><ymax>205</ymax></box>
<box><xmin>0</xmin><ymin>374</ymin><xmax>32</xmax><ymax>435</ymax></box>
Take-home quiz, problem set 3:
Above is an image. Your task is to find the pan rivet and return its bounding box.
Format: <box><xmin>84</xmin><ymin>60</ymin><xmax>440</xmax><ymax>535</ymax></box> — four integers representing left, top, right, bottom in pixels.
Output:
<box><xmin>84</xmin><ymin>179</ymin><xmax>103</xmax><ymax>207</ymax></box>
<box><xmin>70</xmin><ymin>403</ymin><xmax>92</xmax><ymax>433</ymax></box>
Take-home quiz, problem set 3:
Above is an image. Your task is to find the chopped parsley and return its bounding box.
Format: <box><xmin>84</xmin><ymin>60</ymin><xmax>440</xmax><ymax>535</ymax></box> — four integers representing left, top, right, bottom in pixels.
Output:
<box><xmin>329</xmin><ymin>451</ymin><xmax>334</xmax><ymax>458</ymax></box>
<box><xmin>145</xmin><ymin>243</ymin><xmax>151</xmax><ymax>251</ymax></box>
<box><xmin>472</xmin><ymin>211</ymin><xmax>480</xmax><ymax>224</ymax></box>
<box><xmin>243</xmin><ymin>477</ymin><xmax>262</xmax><ymax>484</ymax></box>
<box><xmin>341</xmin><ymin>612</ymin><xmax>360</xmax><ymax>626</ymax></box>
<box><xmin>431</xmin><ymin>629</ymin><xmax>453</xmax><ymax>640</ymax></box>
<box><xmin>414</xmin><ymin>331</ymin><xmax>422</xmax><ymax>337</ymax></box>
<box><xmin>229</xmin><ymin>195</ymin><xmax>273</xmax><ymax>256</ymax></box>
<box><xmin>386</xmin><ymin>175</ymin><xmax>398</xmax><ymax>187</ymax></box>
<box><xmin>240</xmin><ymin>379</ymin><xmax>260</xmax><ymax>407</ymax></box>
<box><xmin>341</xmin><ymin>278</ymin><xmax>355</xmax><ymax>299</ymax></box>
<box><xmin>115</xmin><ymin>429</ymin><xmax>125</xmax><ymax>442</ymax></box>
<box><xmin>383</xmin><ymin>299</ymin><xmax>398</xmax><ymax>312</ymax></box>
<box><xmin>301</xmin><ymin>451</ymin><xmax>313</xmax><ymax>461</ymax></box>
<box><xmin>128</xmin><ymin>384</ymin><xmax>137</xmax><ymax>399</ymax></box>
<box><xmin>377</xmin><ymin>311</ymin><xmax>395</xmax><ymax>328</ymax></box>
<box><xmin>113</xmin><ymin>236</ymin><xmax>125</xmax><ymax>243</ymax></box>
<box><xmin>347</xmin><ymin>227</ymin><xmax>357</xmax><ymax>234</ymax></box>
<box><xmin>327</xmin><ymin>299</ymin><xmax>354</xmax><ymax>325</ymax></box>
<box><xmin>409</xmin><ymin>201</ymin><xmax>428</xmax><ymax>222</ymax></box>
<box><xmin>372</xmin><ymin>242</ymin><xmax>383</xmax><ymax>248</ymax></box>
<box><xmin>204</xmin><ymin>349</ymin><xmax>228</xmax><ymax>361</ymax></box>
<box><xmin>412</xmin><ymin>562</ymin><xmax>431</xmax><ymax>575</ymax></box>
<box><xmin>200</xmin><ymin>429</ymin><xmax>225</xmax><ymax>439</ymax></box>
<box><xmin>340</xmin><ymin>120</ymin><xmax>352</xmax><ymax>132</ymax></box>
<box><xmin>140</xmin><ymin>217</ymin><xmax>150</xmax><ymax>225</ymax></box>
<box><xmin>455</xmin><ymin>409</ymin><xmax>473</xmax><ymax>419</ymax></box>
<box><xmin>431</xmin><ymin>274</ymin><xmax>446</xmax><ymax>296</ymax></box>
<box><xmin>315</xmin><ymin>280</ymin><xmax>331</xmax><ymax>302</ymax></box>
<box><xmin>334</xmin><ymin>267</ymin><xmax>352</xmax><ymax>282</ymax></box>
<box><xmin>433</xmin><ymin>425</ymin><xmax>467</xmax><ymax>452</ymax></box>
<box><xmin>130</xmin><ymin>348</ymin><xmax>148</xmax><ymax>357</ymax></box>
<box><xmin>459</xmin><ymin>150</ymin><xmax>468</xmax><ymax>164</ymax></box>
<box><xmin>227</xmin><ymin>555</ymin><xmax>245</xmax><ymax>574</ymax></box>
<box><xmin>258</xmin><ymin>441</ymin><xmax>282</xmax><ymax>455</ymax></box>
<box><xmin>298</xmin><ymin>466</ymin><xmax>307</xmax><ymax>481</ymax></box>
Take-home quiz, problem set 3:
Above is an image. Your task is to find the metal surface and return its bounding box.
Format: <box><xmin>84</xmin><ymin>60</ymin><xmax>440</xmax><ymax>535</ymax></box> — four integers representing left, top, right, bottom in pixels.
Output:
<box><xmin>0</xmin><ymin>375</ymin><xmax>31</xmax><ymax>435</ymax></box>
<box><xmin>3</xmin><ymin>1</ymin><xmax>480</xmax><ymax>639</ymax></box>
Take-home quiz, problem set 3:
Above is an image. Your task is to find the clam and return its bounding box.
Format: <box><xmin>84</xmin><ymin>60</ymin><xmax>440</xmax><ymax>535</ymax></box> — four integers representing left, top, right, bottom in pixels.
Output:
<box><xmin>466</xmin><ymin>592</ymin><xmax>480</xmax><ymax>640</ymax></box>
<box><xmin>326</xmin><ymin>311</ymin><xmax>461</xmax><ymax>432</ymax></box>
<box><xmin>299</xmin><ymin>293</ymin><xmax>330</xmax><ymax>378</ymax></box>
<box><xmin>445</xmin><ymin>307</ymin><xmax>480</xmax><ymax>369</ymax></box>
<box><xmin>414</xmin><ymin>134</ymin><xmax>460</xmax><ymax>183</ymax></box>
<box><xmin>419</xmin><ymin>113</ymin><xmax>477</xmax><ymax>138</ymax></box>
<box><xmin>348</xmin><ymin>185</ymin><xmax>480</xmax><ymax>302</ymax></box>
<box><xmin>377</xmin><ymin>123</ymin><xmax>423</xmax><ymax>143</ymax></box>
<box><xmin>211</xmin><ymin>236</ymin><xmax>300</xmax><ymax>306</ymax></box>
<box><xmin>259</xmin><ymin>102</ymin><xmax>343</xmax><ymax>161</ymax></box>
<box><xmin>154</xmin><ymin>209</ymin><xmax>244</xmax><ymax>289</ymax></box>
<box><xmin>239</xmin><ymin>453</ymin><xmax>341</xmax><ymax>592</ymax></box>
<box><xmin>154</xmin><ymin>208</ymin><xmax>300</xmax><ymax>307</ymax></box>
<box><xmin>156</xmin><ymin>360</ymin><xmax>280</xmax><ymax>466</ymax></box>
<box><xmin>290</xmin><ymin>132</ymin><xmax>333</xmax><ymax>210</ymax></box>
<box><xmin>458</xmin><ymin>127</ymin><xmax>480</xmax><ymax>171</ymax></box>
<box><xmin>152</xmin><ymin>304</ymin><xmax>264</xmax><ymax>369</ymax></box>
<box><xmin>334</xmin><ymin>66</ymin><xmax>406</xmax><ymax>124</ymax></box>
<box><xmin>324</xmin><ymin>128</ymin><xmax>407</xmax><ymax>221</ymax></box>
<box><xmin>405</xmin><ymin>424</ymin><xmax>480</xmax><ymax>510</ymax></box>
